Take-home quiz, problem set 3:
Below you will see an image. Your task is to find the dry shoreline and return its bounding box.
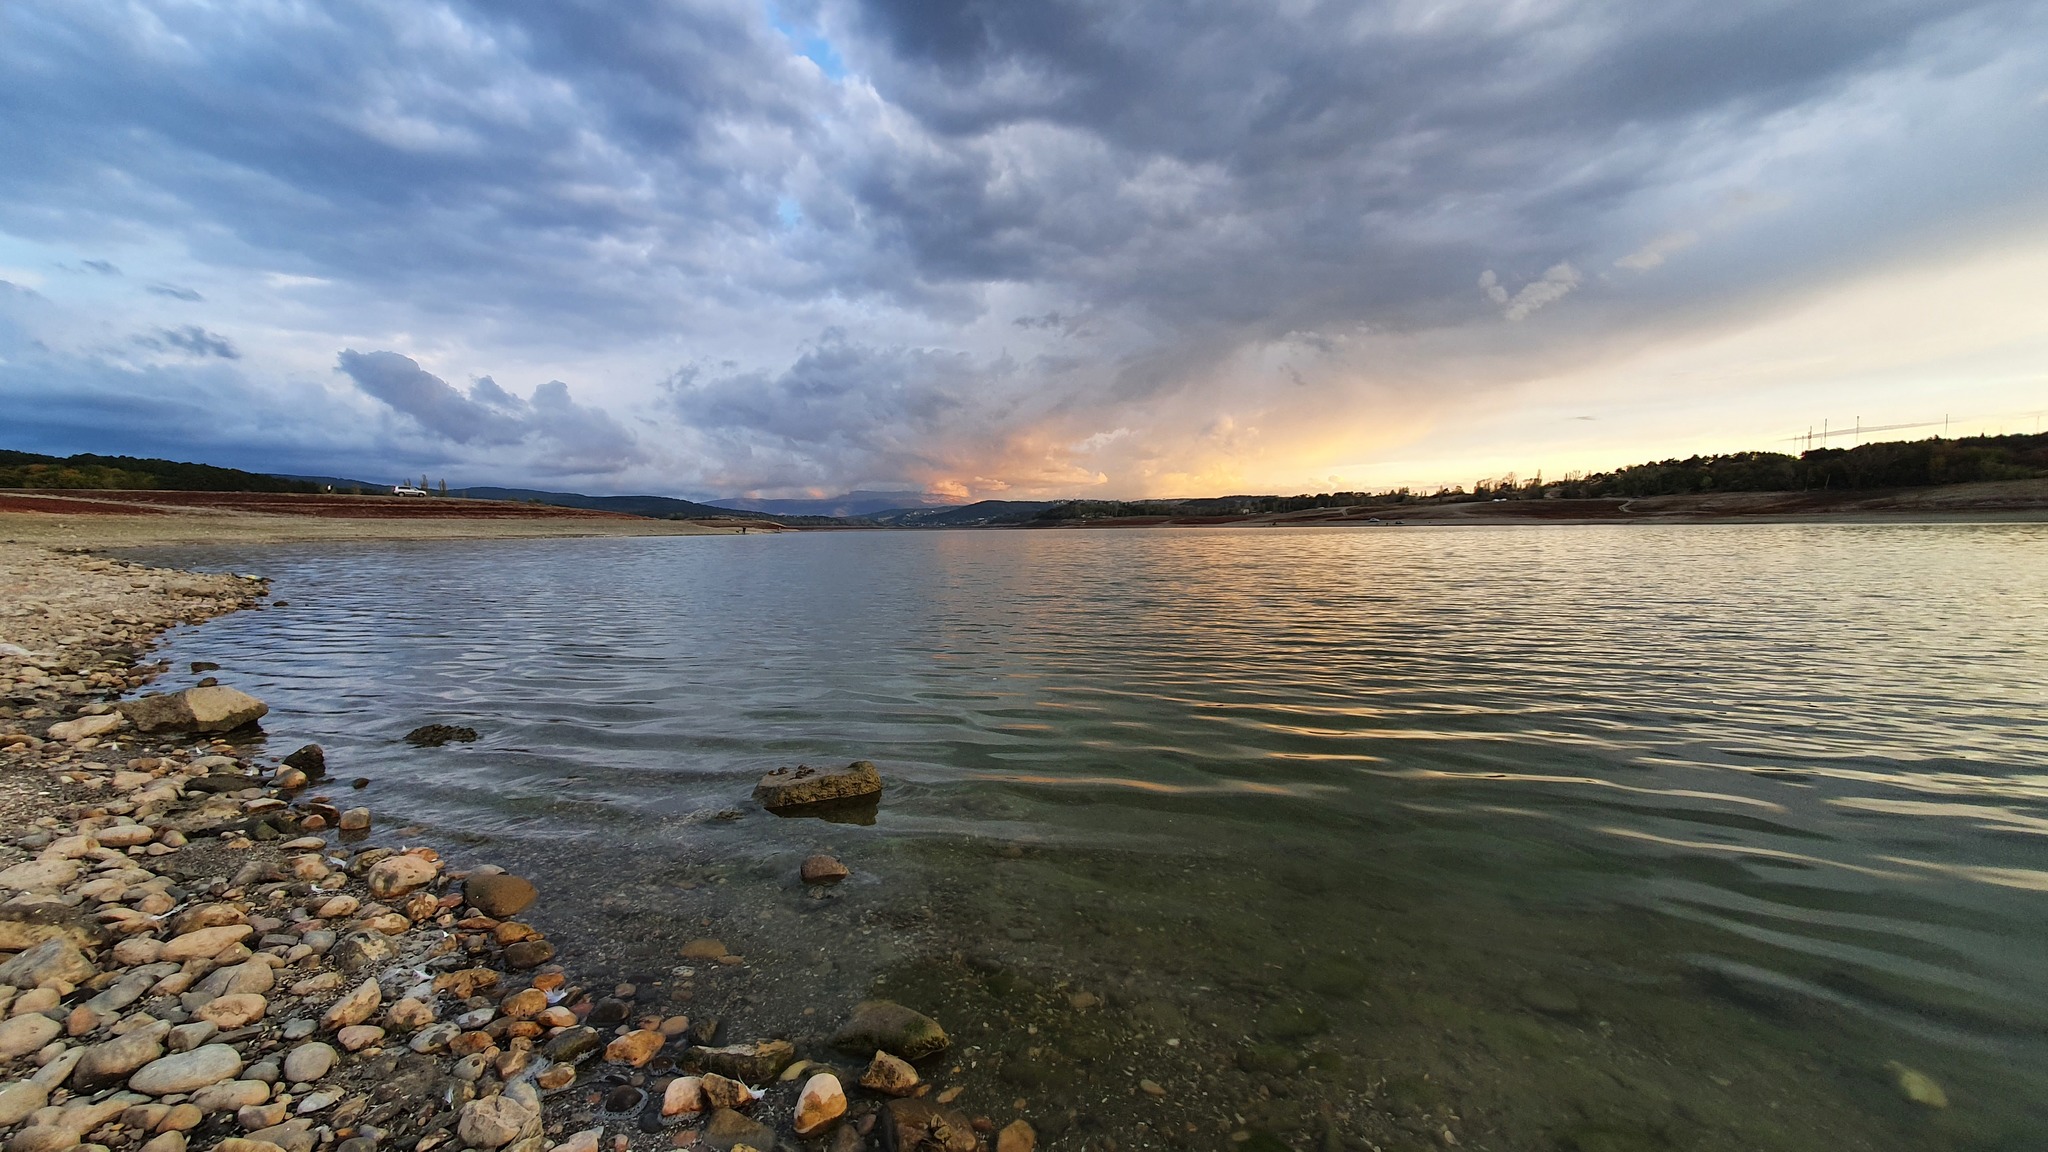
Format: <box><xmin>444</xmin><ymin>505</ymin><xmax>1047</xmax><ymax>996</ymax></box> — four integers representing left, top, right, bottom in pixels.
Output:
<box><xmin>0</xmin><ymin>545</ymin><xmax>1001</xmax><ymax>1152</ymax></box>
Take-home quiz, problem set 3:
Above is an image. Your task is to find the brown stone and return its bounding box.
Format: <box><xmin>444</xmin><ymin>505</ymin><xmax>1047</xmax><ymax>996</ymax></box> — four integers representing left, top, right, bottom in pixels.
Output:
<box><xmin>365</xmin><ymin>855</ymin><xmax>438</xmax><ymax>899</ymax></box>
<box><xmin>700</xmin><ymin>1073</ymin><xmax>754</xmax><ymax>1110</ymax></box>
<box><xmin>690</xmin><ymin>1040</ymin><xmax>795</xmax><ymax>1083</ymax></box>
<box><xmin>493</xmin><ymin>921</ymin><xmax>541</xmax><ymax>945</ymax></box>
<box><xmin>679</xmin><ymin>939</ymin><xmax>728</xmax><ymax>961</ymax></box>
<box><xmin>860</xmin><ymin>1050</ymin><xmax>919</xmax><ymax>1097</ymax></box>
<box><xmin>800</xmin><ymin>855</ymin><xmax>850</xmax><ymax>884</ymax></box>
<box><xmin>996</xmin><ymin>1120</ymin><xmax>1035</xmax><ymax>1152</ymax></box>
<box><xmin>604</xmin><ymin>1030</ymin><xmax>664</xmax><ymax>1068</ymax></box>
<box><xmin>752</xmin><ymin>761</ymin><xmax>882</xmax><ymax>810</ymax></box>
<box><xmin>463</xmin><ymin>874</ymin><xmax>538</xmax><ymax>919</ymax></box>
<box><xmin>879</xmin><ymin>1099</ymin><xmax>976</xmax><ymax>1152</ymax></box>
<box><xmin>119</xmin><ymin>686</ymin><xmax>268</xmax><ymax>734</ymax></box>
<box><xmin>503</xmin><ymin>939</ymin><xmax>555</xmax><ymax>969</ymax></box>
<box><xmin>793</xmin><ymin>1073</ymin><xmax>846</xmax><ymax>1137</ymax></box>
<box><xmin>500</xmin><ymin>988</ymin><xmax>548</xmax><ymax>1020</ymax></box>
<box><xmin>431</xmin><ymin>968</ymin><xmax>499</xmax><ymax>998</ymax></box>
<box><xmin>320</xmin><ymin>978</ymin><xmax>380</xmax><ymax>1031</ymax></box>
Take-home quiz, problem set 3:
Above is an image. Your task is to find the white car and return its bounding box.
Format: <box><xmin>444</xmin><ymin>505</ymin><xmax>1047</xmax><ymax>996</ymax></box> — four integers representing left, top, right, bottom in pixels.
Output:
<box><xmin>392</xmin><ymin>484</ymin><xmax>429</xmax><ymax>497</ymax></box>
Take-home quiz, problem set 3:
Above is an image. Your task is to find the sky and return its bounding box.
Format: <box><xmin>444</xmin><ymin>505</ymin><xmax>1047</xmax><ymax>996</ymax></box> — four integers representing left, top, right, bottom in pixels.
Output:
<box><xmin>3</xmin><ymin>0</ymin><xmax>2046</xmax><ymax>501</ymax></box>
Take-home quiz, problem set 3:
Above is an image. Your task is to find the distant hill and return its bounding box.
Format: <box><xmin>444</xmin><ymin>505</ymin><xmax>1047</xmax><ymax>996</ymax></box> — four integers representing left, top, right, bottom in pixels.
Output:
<box><xmin>2</xmin><ymin>450</ymin><xmax>318</xmax><ymax>493</ymax></box>
<box><xmin>867</xmin><ymin>500</ymin><xmax>1064</xmax><ymax>526</ymax></box>
<box><xmin>449</xmin><ymin>487</ymin><xmax>788</xmax><ymax>521</ymax></box>
<box><xmin>279</xmin><ymin>475</ymin><xmax>396</xmax><ymax>493</ymax></box>
<box><xmin>710</xmin><ymin>490</ymin><xmax>954</xmax><ymax>518</ymax></box>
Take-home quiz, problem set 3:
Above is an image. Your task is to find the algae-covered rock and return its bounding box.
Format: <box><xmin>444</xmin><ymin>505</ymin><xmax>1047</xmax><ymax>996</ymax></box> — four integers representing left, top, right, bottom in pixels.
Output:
<box><xmin>753</xmin><ymin>761</ymin><xmax>882</xmax><ymax>811</ymax></box>
<box><xmin>830</xmin><ymin>1000</ymin><xmax>948</xmax><ymax>1061</ymax></box>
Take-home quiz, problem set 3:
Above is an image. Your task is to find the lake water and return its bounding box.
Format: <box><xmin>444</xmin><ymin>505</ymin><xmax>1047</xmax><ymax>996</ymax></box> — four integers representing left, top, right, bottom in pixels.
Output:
<box><xmin>141</xmin><ymin>525</ymin><xmax>2048</xmax><ymax>1151</ymax></box>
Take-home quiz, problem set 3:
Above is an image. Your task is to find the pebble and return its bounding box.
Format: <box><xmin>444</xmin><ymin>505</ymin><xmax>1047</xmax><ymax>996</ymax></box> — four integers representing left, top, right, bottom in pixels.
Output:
<box><xmin>661</xmin><ymin>1076</ymin><xmax>705</xmax><ymax>1117</ymax></box>
<box><xmin>800</xmin><ymin>854</ymin><xmax>850</xmax><ymax>884</ymax></box>
<box><xmin>365</xmin><ymin>855</ymin><xmax>438</xmax><ymax>899</ymax></box>
<box><xmin>280</xmin><ymin>1043</ymin><xmax>335</xmax><ymax>1084</ymax></box>
<box><xmin>793</xmin><ymin>1071</ymin><xmax>847</xmax><ymax>1136</ymax></box>
<box><xmin>464</xmin><ymin>873</ymin><xmax>538</xmax><ymax>918</ymax></box>
<box><xmin>1886</xmin><ymin>1061</ymin><xmax>1949</xmax><ymax>1109</ymax></box>
<box><xmin>604</xmin><ymin>1030</ymin><xmax>664</xmax><ymax>1068</ymax></box>
<box><xmin>0</xmin><ymin>1016</ymin><xmax>61</xmax><ymax>1060</ymax></box>
<box><xmin>334</xmin><ymin>1026</ymin><xmax>384</xmax><ymax>1052</ymax></box>
<box><xmin>0</xmin><ymin>1082</ymin><xmax>48</xmax><ymax>1126</ymax></box>
<box><xmin>860</xmin><ymin>1051</ymin><xmax>921</xmax><ymax>1096</ymax></box>
<box><xmin>196</xmin><ymin>993</ymin><xmax>267</xmax><ymax>1029</ymax></box>
<box><xmin>997</xmin><ymin>1120</ymin><xmax>1036</xmax><ymax>1152</ymax></box>
<box><xmin>320</xmin><ymin>979</ymin><xmax>380</xmax><ymax>1031</ymax></box>
<box><xmin>457</xmin><ymin>1094</ymin><xmax>536</xmax><ymax>1150</ymax></box>
<box><xmin>162</xmin><ymin>925</ymin><xmax>252</xmax><ymax>962</ymax></box>
<box><xmin>128</xmin><ymin>1044</ymin><xmax>245</xmax><ymax>1095</ymax></box>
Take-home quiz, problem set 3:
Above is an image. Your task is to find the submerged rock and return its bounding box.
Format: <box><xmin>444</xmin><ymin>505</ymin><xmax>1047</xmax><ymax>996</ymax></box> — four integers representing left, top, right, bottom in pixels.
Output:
<box><xmin>281</xmin><ymin>744</ymin><xmax>326</xmax><ymax>777</ymax></box>
<box><xmin>879</xmin><ymin>1098</ymin><xmax>977</xmax><ymax>1152</ymax></box>
<box><xmin>404</xmin><ymin>724</ymin><xmax>477</xmax><ymax>747</ymax></box>
<box><xmin>1885</xmin><ymin>1061</ymin><xmax>1949</xmax><ymax>1108</ymax></box>
<box><xmin>753</xmin><ymin>761</ymin><xmax>883</xmax><ymax>811</ymax></box>
<box><xmin>831</xmin><ymin>1000</ymin><xmax>949</xmax><ymax>1061</ymax></box>
<box><xmin>463</xmin><ymin>873</ymin><xmax>537</xmax><ymax>918</ymax></box>
<box><xmin>801</xmin><ymin>854</ymin><xmax>850</xmax><ymax>884</ymax></box>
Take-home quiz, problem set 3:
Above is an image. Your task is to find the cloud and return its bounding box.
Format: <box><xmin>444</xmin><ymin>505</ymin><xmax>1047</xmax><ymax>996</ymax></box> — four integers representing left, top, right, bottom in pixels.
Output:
<box><xmin>81</xmin><ymin>260</ymin><xmax>118</xmax><ymax>276</ymax></box>
<box><xmin>336</xmin><ymin>349</ymin><xmax>643</xmax><ymax>474</ymax></box>
<box><xmin>1616</xmin><ymin>231</ymin><xmax>1700</xmax><ymax>271</ymax></box>
<box><xmin>135</xmin><ymin>326</ymin><xmax>240</xmax><ymax>360</ymax></box>
<box><xmin>1492</xmin><ymin>263</ymin><xmax>1583</xmax><ymax>322</ymax></box>
<box><xmin>0</xmin><ymin>0</ymin><xmax>2044</xmax><ymax>496</ymax></box>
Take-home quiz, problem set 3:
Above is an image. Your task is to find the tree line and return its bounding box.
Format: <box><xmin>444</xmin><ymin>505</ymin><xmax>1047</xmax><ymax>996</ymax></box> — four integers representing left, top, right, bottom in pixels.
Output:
<box><xmin>0</xmin><ymin>450</ymin><xmax>319</xmax><ymax>493</ymax></box>
<box><xmin>1028</xmin><ymin>431</ymin><xmax>2048</xmax><ymax>520</ymax></box>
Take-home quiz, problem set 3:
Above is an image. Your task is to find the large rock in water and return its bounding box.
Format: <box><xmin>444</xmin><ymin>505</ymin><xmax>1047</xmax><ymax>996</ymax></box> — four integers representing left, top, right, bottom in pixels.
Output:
<box><xmin>463</xmin><ymin>873</ymin><xmax>536</xmax><ymax>919</ymax></box>
<box><xmin>830</xmin><ymin>1000</ymin><xmax>948</xmax><ymax>1061</ymax></box>
<box><xmin>281</xmin><ymin>744</ymin><xmax>327</xmax><ymax>778</ymax></box>
<box><xmin>754</xmin><ymin>761</ymin><xmax>883</xmax><ymax>811</ymax></box>
<box><xmin>120</xmin><ymin>686</ymin><xmax>267</xmax><ymax>733</ymax></box>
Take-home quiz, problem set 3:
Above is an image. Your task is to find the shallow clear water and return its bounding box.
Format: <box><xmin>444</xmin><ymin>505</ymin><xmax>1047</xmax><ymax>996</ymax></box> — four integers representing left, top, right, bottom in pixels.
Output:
<box><xmin>141</xmin><ymin>525</ymin><xmax>2048</xmax><ymax>1150</ymax></box>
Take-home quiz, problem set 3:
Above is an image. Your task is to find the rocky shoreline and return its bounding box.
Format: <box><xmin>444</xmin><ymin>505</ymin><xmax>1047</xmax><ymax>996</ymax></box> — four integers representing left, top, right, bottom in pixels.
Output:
<box><xmin>0</xmin><ymin>547</ymin><xmax>1031</xmax><ymax>1152</ymax></box>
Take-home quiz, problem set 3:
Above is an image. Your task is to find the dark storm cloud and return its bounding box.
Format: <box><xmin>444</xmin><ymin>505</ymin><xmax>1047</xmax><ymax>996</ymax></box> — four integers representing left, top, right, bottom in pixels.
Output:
<box><xmin>135</xmin><ymin>326</ymin><xmax>240</xmax><ymax>360</ymax></box>
<box><xmin>1</xmin><ymin>0</ymin><xmax>2043</xmax><ymax>493</ymax></box>
<box><xmin>665</xmin><ymin>329</ymin><xmax>998</xmax><ymax>487</ymax></box>
<box><xmin>838</xmin><ymin>0</ymin><xmax>2047</xmax><ymax>332</ymax></box>
<box><xmin>337</xmin><ymin>350</ymin><xmax>645</xmax><ymax>473</ymax></box>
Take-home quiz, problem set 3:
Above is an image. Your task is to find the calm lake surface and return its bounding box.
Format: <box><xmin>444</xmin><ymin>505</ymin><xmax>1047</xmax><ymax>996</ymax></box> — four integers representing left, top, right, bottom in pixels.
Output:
<box><xmin>142</xmin><ymin>525</ymin><xmax>2048</xmax><ymax>1151</ymax></box>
